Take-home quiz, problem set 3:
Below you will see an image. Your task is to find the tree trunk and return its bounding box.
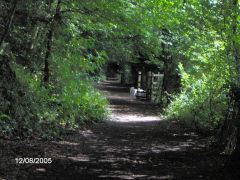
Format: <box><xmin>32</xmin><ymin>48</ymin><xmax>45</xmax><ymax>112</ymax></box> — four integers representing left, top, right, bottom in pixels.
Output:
<box><xmin>43</xmin><ymin>0</ymin><xmax>61</xmax><ymax>83</ymax></box>
<box><xmin>0</xmin><ymin>0</ymin><xmax>17</xmax><ymax>50</ymax></box>
<box><xmin>120</xmin><ymin>63</ymin><xmax>126</xmax><ymax>84</ymax></box>
<box><xmin>43</xmin><ymin>28</ymin><xmax>53</xmax><ymax>82</ymax></box>
<box><xmin>161</xmin><ymin>42</ymin><xmax>171</xmax><ymax>105</ymax></box>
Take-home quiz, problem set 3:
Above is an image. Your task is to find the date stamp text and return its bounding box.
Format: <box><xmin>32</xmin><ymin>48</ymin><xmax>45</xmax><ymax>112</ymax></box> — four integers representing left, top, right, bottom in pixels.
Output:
<box><xmin>15</xmin><ymin>157</ymin><xmax>52</xmax><ymax>164</ymax></box>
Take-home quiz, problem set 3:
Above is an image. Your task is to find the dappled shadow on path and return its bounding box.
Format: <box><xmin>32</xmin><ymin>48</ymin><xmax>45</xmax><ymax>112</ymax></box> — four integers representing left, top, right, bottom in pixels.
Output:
<box><xmin>0</xmin><ymin>80</ymin><xmax>225</xmax><ymax>180</ymax></box>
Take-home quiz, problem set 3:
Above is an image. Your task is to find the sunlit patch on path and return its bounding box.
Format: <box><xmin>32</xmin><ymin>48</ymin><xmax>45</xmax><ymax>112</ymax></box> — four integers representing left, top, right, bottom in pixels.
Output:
<box><xmin>98</xmin><ymin>79</ymin><xmax>164</xmax><ymax>123</ymax></box>
<box><xmin>110</xmin><ymin>114</ymin><xmax>163</xmax><ymax>122</ymax></box>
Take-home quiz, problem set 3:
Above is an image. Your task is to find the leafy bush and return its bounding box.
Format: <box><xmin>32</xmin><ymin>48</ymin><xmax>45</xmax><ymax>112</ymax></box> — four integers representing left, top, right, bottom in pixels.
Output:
<box><xmin>0</xmin><ymin>58</ymin><xmax>108</xmax><ymax>138</ymax></box>
<box><xmin>163</xmin><ymin>47</ymin><xmax>232</xmax><ymax>133</ymax></box>
<box><xmin>0</xmin><ymin>60</ymin><xmax>42</xmax><ymax>136</ymax></box>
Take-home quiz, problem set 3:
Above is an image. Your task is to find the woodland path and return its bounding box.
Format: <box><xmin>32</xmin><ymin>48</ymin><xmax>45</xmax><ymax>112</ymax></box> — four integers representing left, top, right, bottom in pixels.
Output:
<box><xmin>0</xmin><ymin>79</ymin><xmax>225</xmax><ymax>180</ymax></box>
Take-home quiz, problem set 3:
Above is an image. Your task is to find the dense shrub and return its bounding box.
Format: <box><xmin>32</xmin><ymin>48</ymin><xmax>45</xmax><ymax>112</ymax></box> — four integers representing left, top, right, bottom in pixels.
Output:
<box><xmin>0</xmin><ymin>58</ymin><xmax>108</xmax><ymax>138</ymax></box>
<box><xmin>163</xmin><ymin>45</ymin><xmax>233</xmax><ymax>133</ymax></box>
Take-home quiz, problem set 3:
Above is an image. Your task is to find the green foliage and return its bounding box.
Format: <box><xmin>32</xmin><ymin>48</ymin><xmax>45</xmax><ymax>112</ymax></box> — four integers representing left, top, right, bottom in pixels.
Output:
<box><xmin>0</xmin><ymin>62</ymin><xmax>40</xmax><ymax>136</ymax></box>
<box><xmin>0</xmin><ymin>0</ymin><xmax>110</xmax><ymax>138</ymax></box>
<box><xmin>51</xmin><ymin>50</ymin><xmax>108</xmax><ymax>127</ymax></box>
<box><xmin>163</xmin><ymin>32</ymin><xmax>235</xmax><ymax>132</ymax></box>
<box><xmin>0</xmin><ymin>55</ymin><xmax>108</xmax><ymax>137</ymax></box>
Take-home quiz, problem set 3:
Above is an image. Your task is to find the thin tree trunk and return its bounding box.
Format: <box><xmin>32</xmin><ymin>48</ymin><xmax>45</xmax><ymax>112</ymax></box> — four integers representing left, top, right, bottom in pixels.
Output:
<box><xmin>0</xmin><ymin>0</ymin><xmax>17</xmax><ymax>50</ymax></box>
<box><xmin>161</xmin><ymin>42</ymin><xmax>170</xmax><ymax>104</ymax></box>
<box><xmin>43</xmin><ymin>28</ymin><xmax>53</xmax><ymax>82</ymax></box>
<box><xmin>120</xmin><ymin>63</ymin><xmax>126</xmax><ymax>84</ymax></box>
<box><xmin>43</xmin><ymin>0</ymin><xmax>61</xmax><ymax>83</ymax></box>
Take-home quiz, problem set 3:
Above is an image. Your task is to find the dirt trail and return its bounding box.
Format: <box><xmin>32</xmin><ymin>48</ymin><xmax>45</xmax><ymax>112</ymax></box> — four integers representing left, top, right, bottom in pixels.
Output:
<box><xmin>0</xmin><ymin>80</ymin><xmax>225</xmax><ymax>180</ymax></box>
